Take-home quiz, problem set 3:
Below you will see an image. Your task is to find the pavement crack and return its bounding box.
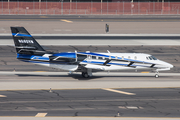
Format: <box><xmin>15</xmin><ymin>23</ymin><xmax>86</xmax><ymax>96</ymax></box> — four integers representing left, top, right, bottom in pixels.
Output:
<box><xmin>1</xmin><ymin>60</ymin><xmax>7</xmax><ymax>65</ymax></box>
<box><xmin>9</xmin><ymin>91</ymin><xmax>25</xmax><ymax>95</ymax></box>
<box><xmin>165</xmin><ymin>113</ymin><xmax>171</xmax><ymax>116</ymax></box>
<box><xmin>68</xmin><ymin>105</ymin><xmax>74</xmax><ymax>109</ymax></box>
<box><xmin>11</xmin><ymin>50</ymin><xmax>15</xmax><ymax>53</ymax></box>
<box><xmin>125</xmin><ymin>102</ymin><xmax>128</xmax><ymax>106</ymax></box>
<box><xmin>74</xmin><ymin>112</ymin><xmax>78</xmax><ymax>116</ymax></box>
<box><xmin>44</xmin><ymin>102</ymin><xmax>52</xmax><ymax>107</ymax></box>
<box><xmin>85</xmin><ymin>104</ymin><xmax>95</xmax><ymax>109</ymax></box>
<box><xmin>69</xmin><ymin>45</ymin><xmax>79</xmax><ymax>51</ymax></box>
<box><xmin>144</xmin><ymin>102</ymin><xmax>156</xmax><ymax>109</ymax></box>
<box><xmin>52</xmin><ymin>91</ymin><xmax>64</xmax><ymax>99</ymax></box>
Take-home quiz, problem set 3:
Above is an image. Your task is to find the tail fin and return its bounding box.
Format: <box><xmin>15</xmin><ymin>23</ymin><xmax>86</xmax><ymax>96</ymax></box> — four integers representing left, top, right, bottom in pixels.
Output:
<box><xmin>10</xmin><ymin>27</ymin><xmax>45</xmax><ymax>54</ymax></box>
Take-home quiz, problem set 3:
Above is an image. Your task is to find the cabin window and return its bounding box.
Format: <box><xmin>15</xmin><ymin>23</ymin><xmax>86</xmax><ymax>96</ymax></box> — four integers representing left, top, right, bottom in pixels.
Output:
<box><xmin>92</xmin><ymin>56</ymin><xmax>96</xmax><ymax>59</ymax></box>
<box><xmin>99</xmin><ymin>57</ymin><xmax>103</xmax><ymax>60</ymax></box>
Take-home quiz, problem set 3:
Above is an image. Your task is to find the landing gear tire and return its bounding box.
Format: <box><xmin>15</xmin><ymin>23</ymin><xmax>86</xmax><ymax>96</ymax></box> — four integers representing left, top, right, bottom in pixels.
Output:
<box><xmin>82</xmin><ymin>72</ymin><xmax>89</xmax><ymax>78</ymax></box>
<box><xmin>155</xmin><ymin>74</ymin><xmax>159</xmax><ymax>78</ymax></box>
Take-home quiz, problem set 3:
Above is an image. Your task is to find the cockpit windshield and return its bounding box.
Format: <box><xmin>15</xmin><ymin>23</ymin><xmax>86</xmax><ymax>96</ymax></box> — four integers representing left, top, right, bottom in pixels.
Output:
<box><xmin>151</xmin><ymin>56</ymin><xmax>157</xmax><ymax>60</ymax></box>
<box><xmin>147</xmin><ymin>56</ymin><xmax>157</xmax><ymax>60</ymax></box>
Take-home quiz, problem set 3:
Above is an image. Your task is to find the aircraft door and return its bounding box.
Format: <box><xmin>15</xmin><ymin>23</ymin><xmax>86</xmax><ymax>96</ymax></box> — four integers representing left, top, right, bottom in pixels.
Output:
<box><xmin>87</xmin><ymin>55</ymin><xmax>92</xmax><ymax>62</ymax></box>
<box><xmin>77</xmin><ymin>54</ymin><xmax>87</xmax><ymax>62</ymax></box>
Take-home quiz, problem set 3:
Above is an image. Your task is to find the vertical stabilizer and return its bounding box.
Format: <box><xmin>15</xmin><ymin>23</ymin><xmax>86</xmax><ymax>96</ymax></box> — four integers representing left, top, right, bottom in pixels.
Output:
<box><xmin>10</xmin><ymin>27</ymin><xmax>45</xmax><ymax>54</ymax></box>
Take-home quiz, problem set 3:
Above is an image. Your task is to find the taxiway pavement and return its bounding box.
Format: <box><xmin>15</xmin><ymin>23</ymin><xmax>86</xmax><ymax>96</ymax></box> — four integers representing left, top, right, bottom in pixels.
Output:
<box><xmin>1</xmin><ymin>15</ymin><xmax>180</xmax><ymax>34</ymax></box>
<box><xmin>0</xmin><ymin>88</ymin><xmax>180</xmax><ymax>117</ymax></box>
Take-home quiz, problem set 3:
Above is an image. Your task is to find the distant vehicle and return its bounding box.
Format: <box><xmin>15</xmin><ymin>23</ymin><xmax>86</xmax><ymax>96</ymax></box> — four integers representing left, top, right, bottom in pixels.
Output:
<box><xmin>11</xmin><ymin>27</ymin><xmax>173</xmax><ymax>78</ymax></box>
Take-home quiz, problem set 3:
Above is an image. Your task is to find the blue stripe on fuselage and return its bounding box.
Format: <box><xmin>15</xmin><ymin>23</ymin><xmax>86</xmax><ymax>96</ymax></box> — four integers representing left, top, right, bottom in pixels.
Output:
<box><xmin>82</xmin><ymin>60</ymin><xmax>148</xmax><ymax>67</ymax></box>
<box><xmin>12</xmin><ymin>33</ymin><xmax>32</xmax><ymax>37</ymax></box>
<box><xmin>17</xmin><ymin>54</ymin><xmax>49</xmax><ymax>61</ymax></box>
<box><xmin>52</xmin><ymin>52</ymin><xmax>76</xmax><ymax>59</ymax></box>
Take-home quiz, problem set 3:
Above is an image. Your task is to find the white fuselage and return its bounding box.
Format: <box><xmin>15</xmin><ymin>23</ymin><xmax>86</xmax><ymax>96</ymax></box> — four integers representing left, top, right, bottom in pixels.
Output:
<box><xmin>27</xmin><ymin>52</ymin><xmax>173</xmax><ymax>72</ymax></box>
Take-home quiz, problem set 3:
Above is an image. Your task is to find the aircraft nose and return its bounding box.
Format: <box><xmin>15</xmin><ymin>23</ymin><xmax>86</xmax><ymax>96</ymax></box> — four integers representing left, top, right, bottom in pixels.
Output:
<box><xmin>165</xmin><ymin>62</ymin><xmax>173</xmax><ymax>68</ymax></box>
<box><xmin>160</xmin><ymin>60</ymin><xmax>173</xmax><ymax>68</ymax></box>
<box><xmin>169</xmin><ymin>64</ymin><xmax>174</xmax><ymax>68</ymax></box>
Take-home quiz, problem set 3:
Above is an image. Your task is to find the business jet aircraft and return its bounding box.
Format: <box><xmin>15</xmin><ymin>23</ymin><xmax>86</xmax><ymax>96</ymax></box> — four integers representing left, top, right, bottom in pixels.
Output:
<box><xmin>11</xmin><ymin>27</ymin><xmax>173</xmax><ymax>78</ymax></box>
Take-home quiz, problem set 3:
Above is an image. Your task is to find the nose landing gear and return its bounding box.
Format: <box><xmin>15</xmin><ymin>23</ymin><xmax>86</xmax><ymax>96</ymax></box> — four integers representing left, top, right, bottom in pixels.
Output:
<box><xmin>155</xmin><ymin>74</ymin><xmax>159</xmax><ymax>78</ymax></box>
<box><xmin>155</xmin><ymin>71</ymin><xmax>159</xmax><ymax>78</ymax></box>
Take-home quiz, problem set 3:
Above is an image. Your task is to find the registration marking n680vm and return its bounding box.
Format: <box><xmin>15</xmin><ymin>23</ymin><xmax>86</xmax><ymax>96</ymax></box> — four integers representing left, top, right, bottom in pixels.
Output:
<box><xmin>102</xmin><ymin>88</ymin><xmax>136</xmax><ymax>95</ymax></box>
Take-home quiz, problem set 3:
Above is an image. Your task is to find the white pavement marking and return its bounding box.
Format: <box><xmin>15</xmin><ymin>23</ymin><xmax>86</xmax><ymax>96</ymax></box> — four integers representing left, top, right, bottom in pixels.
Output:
<box><xmin>126</xmin><ymin>106</ymin><xmax>139</xmax><ymax>109</ymax></box>
<box><xmin>0</xmin><ymin>95</ymin><xmax>7</xmax><ymax>97</ymax></box>
<box><xmin>61</xmin><ymin>19</ymin><xmax>73</xmax><ymax>23</ymax></box>
<box><xmin>35</xmin><ymin>113</ymin><xmax>47</xmax><ymax>117</ymax></box>
<box><xmin>118</xmin><ymin>106</ymin><xmax>143</xmax><ymax>109</ymax></box>
<box><xmin>102</xmin><ymin>88</ymin><xmax>136</xmax><ymax>95</ymax></box>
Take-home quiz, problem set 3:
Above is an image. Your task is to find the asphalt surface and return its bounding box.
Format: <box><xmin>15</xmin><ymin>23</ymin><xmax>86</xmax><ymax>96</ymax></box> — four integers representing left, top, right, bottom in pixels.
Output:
<box><xmin>2</xmin><ymin>35</ymin><xmax>180</xmax><ymax>40</ymax></box>
<box><xmin>1</xmin><ymin>15</ymin><xmax>180</xmax><ymax>34</ymax></box>
<box><xmin>0</xmin><ymin>45</ymin><xmax>178</xmax><ymax>72</ymax></box>
<box><xmin>0</xmin><ymin>88</ymin><xmax>180</xmax><ymax>117</ymax></box>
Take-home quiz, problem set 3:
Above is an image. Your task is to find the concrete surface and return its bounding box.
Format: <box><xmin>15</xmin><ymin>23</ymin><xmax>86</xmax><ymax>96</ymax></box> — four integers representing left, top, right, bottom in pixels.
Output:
<box><xmin>0</xmin><ymin>72</ymin><xmax>180</xmax><ymax>90</ymax></box>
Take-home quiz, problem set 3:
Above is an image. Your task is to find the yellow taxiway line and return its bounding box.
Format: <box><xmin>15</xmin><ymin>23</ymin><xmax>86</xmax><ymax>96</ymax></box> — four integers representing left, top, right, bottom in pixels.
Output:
<box><xmin>61</xmin><ymin>19</ymin><xmax>73</xmax><ymax>23</ymax></box>
<box><xmin>35</xmin><ymin>113</ymin><xmax>47</xmax><ymax>117</ymax></box>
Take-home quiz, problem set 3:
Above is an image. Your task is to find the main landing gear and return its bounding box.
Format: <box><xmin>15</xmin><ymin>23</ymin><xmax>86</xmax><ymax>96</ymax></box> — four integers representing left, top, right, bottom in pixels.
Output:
<box><xmin>82</xmin><ymin>72</ymin><xmax>90</xmax><ymax>78</ymax></box>
<box><xmin>81</xmin><ymin>69</ymin><xmax>92</xmax><ymax>78</ymax></box>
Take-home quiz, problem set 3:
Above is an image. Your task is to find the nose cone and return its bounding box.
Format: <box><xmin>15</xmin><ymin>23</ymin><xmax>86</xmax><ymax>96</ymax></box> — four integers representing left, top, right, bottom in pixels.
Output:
<box><xmin>167</xmin><ymin>63</ymin><xmax>173</xmax><ymax>68</ymax></box>
<box><xmin>161</xmin><ymin>61</ymin><xmax>173</xmax><ymax>68</ymax></box>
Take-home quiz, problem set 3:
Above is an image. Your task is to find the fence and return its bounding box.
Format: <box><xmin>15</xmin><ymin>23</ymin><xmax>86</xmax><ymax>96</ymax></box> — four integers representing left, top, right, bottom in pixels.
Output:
<box><xmin>0</xmin><ymin>2</ymin><xmax>180</xmax><ymax>15</ymax></box>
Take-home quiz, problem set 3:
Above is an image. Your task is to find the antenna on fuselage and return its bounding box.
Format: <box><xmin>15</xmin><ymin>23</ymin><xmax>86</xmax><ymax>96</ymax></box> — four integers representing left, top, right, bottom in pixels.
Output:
<box><xmin>107</xmin><ymin>50</ymin><xmax>110</xmax><ymax>53</ymax></box>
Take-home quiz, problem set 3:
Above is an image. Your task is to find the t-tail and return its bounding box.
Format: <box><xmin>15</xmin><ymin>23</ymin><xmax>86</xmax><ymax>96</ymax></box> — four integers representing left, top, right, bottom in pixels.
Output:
<box><xmin>11</xmin><ymin>27</ymin><xmax>45</xmax><ymax>55</ymax></box>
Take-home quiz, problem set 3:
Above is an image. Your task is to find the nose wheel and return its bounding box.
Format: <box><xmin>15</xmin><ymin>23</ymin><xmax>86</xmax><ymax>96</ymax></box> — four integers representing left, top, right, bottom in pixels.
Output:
<box><xmin>82</xmin><ymin>72</ymin><xmax>89</xmax><ymax>78</ymax></box>
<box><xmin>155</xmin><ymin>70</ymin><xmax>159</xmax><ymax>78</ymax></box>
<box><xmin>155</xmin><ymin>74</ymin><xmax>159</xmax><ymax>78</ymax></box>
